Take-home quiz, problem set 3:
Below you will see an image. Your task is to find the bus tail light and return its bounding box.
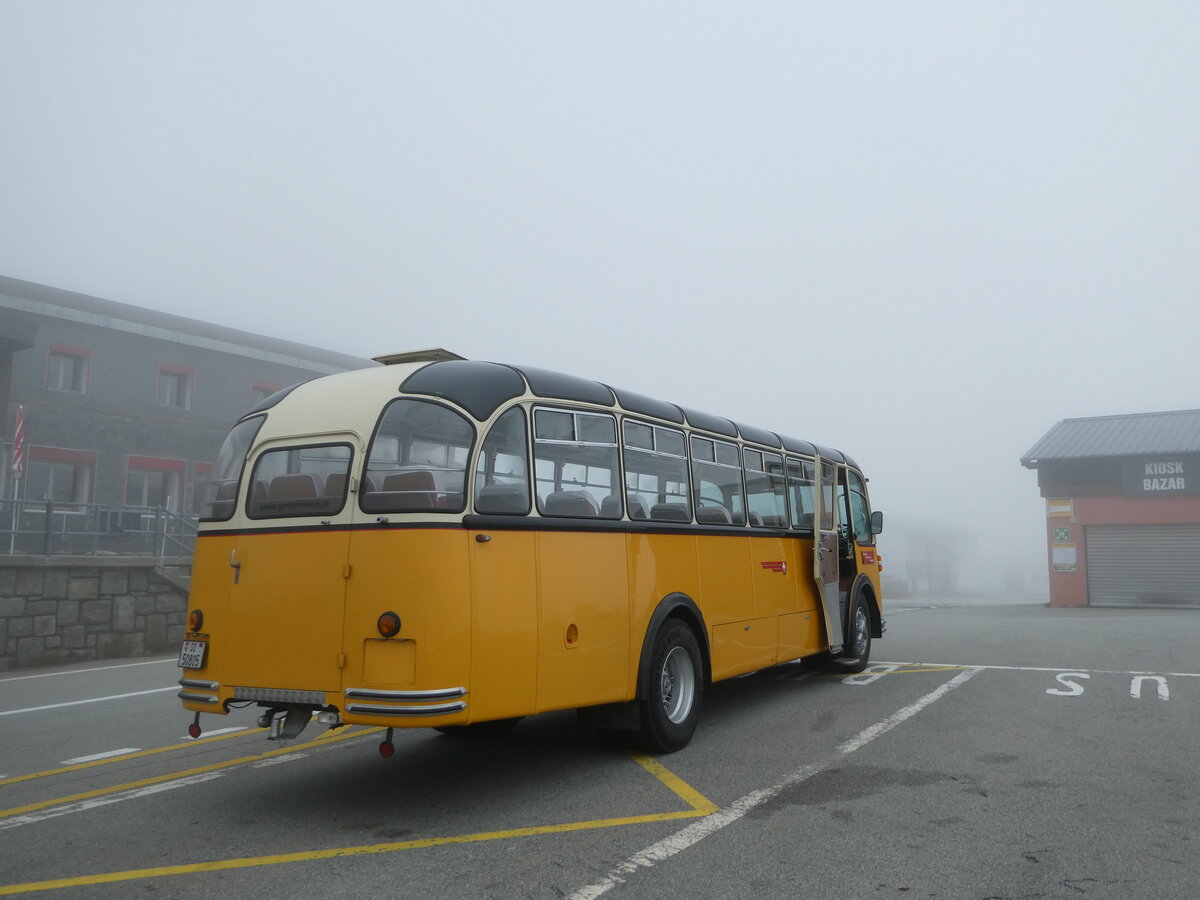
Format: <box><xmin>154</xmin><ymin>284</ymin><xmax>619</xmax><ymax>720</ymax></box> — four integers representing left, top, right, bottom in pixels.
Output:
<box><xmin>377</xmin><ymin>611</ymin><xmax>402</xmax><ymax>638</ymax></box>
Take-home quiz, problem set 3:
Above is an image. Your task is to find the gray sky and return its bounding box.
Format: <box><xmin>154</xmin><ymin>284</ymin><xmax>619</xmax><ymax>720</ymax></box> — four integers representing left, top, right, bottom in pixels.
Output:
<box><xmin>3</xmin><ymin>2</ymin><xmax>1198</xmax><ymax>589</ymax></box>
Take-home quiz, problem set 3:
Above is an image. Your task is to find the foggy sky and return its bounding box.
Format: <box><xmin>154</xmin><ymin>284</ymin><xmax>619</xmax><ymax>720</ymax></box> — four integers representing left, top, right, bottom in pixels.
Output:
<box><xmin>3</xmin><ymin>2</ymin><xmax>1199</xmax><ymax>589</ymax></box>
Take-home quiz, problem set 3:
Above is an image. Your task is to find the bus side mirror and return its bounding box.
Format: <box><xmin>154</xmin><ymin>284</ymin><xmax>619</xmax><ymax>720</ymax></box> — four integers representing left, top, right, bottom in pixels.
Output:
<box><xmin>870</xmin><ymin>510</ymin><xmax>884</xmax><ymax>535</ymax></box>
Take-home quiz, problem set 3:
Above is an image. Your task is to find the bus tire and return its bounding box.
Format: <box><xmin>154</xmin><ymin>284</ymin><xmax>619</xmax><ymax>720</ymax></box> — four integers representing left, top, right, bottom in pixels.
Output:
<box><xmin>636</xmin><ymin>620</ymin><xmax>703</xmax><ymax>753</ymax></box>
<box><xmin>434</xmin><ymin>717</ymin><xmax>522</xmax><ymax>738</ymax></box>
<box><xmin>838</xmin><ymin>592</ymin><xmax>873</xmax><ymax>674</ymax></box>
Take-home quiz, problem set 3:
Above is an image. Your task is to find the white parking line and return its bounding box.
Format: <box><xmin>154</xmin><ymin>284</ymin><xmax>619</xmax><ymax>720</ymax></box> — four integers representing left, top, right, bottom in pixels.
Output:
<box><xmin>181</xmin><ymin>726</ymin><xmax>247</xmax><ymax>741</ymax></box>
<box><xmin>569</xmin><ymin>667</ymin><xmax>983</xmax><ymax>899</ymax></box>
<box><xmin>0</xmin><ymin>686</ymin><xmax>177</xmax><ymax>717</ymax></box>
<box><xmin>0</xmin><ymin>658</ymin><xmax>176</xmax><ymax>683</ymax></box>
<box><xmin>0</xmin><ymin>773</ymin><xmax>224</xmax><ymax>831</ymax></box>
<box><xmin>60</xmin><ymin>748</ymin><xmax>141</xmax><ymax>765</ymax></box>
<box><xmin>876</xmin><ymin>660</ymin><xmax>1200</xmax><ymax>678</ymax></box>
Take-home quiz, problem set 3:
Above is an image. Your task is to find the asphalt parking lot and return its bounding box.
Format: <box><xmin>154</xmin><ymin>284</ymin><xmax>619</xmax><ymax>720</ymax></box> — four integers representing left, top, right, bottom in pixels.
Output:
<box><xmin>1</xmin><ymin>594</ymin><xmax>1197</xmax><ymax>899</ymax></box>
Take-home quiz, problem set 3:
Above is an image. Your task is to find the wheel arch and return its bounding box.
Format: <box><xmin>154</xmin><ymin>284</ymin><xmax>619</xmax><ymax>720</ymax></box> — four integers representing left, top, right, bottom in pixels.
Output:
<box><xmin>636</xmin><ymin>592</ymin><xmax>710</xmax><ymax>700</ymax></box>
<box><xmin>851</xmin><ymin>573</ymin><xmax>882</xmax><ymax>639</ymax></box>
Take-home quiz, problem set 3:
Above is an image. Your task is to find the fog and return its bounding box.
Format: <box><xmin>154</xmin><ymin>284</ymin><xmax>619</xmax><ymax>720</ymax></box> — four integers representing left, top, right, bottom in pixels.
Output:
<box><xmin>3</xmin><ymin>3</ymin><xmax>1198</xmax><ymax>594</ymax></box>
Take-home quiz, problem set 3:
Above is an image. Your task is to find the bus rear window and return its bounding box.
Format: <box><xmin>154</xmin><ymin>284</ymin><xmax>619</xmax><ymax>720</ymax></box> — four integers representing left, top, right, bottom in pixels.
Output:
<box><xmin>247</xmin><ymin>444</ymin><xmax>353</xmax><ymax>519</ymax></box>
<box><xmin>200</xmin><ymin>416</ymin><xmax>265</xmax><ymax>521</ymax></box>
<box><xmin>361</xmin><ymin>399</ymin><xmax>474</xmax><ymax>513</ymax></box>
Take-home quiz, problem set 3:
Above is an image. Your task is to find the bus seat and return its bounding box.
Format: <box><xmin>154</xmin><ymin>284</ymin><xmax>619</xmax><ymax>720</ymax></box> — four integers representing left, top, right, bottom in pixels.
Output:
<box><xmin>761</xmin><ymin>515</ymin><xmax>786</xmax><ymax>528</ymax></box>
<box><xmin>216</xmin><ymin>481</ymin><xmax>238</xmax><ymax>501</ymax></box>
<box><xmin>382</xmin><ymin>471</ymin><xmax>439</xmax><ymax>509</ymax></box>
<box><xmin>748</xmin><ymin>512</ymin><xmax>763</xmax><ymax>527</ymax></box>
<box><xmin>325</xmin><ymin>473</ymin><xmax>347</xmax><ymax>498</ymax></box>
<box><xmin>475</xmin><ymin>483</ymin><xmax>529</xmax><ymax>514</ymax></box>
<box><xmin>269</xmin><ymin>474</ymin><xmax>319</xmax><ymax>500</ymax></box>
<box><xmin>599</xmin><ymin>494</ymin><xmax>623</xmax><ymax>518</ymax></box>
<box><xmin>626</xmin><ymin>493</ymin><xmax>649</xmax><ymax>520</ymax></box>
<box><xmin>543</xmin><ymin>490</ymin><xmax>598</xmax><ymax>517</ymax></box>
<box><xmin>650</xmin><ymin>503</ymin><xmax>690</xmax><ymax>522</ymax></box>
<box><xmin>697</xmin><ymin>506</ymin><xmax>733</xmax><ymax>525</ymax></box>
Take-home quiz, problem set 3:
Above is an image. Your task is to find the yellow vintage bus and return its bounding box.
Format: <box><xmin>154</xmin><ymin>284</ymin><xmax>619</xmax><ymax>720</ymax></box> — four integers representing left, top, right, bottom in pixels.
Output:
<box><xmin>178</xmin><ymin>351</ymin><xmax>884</xmax><ymax>754</ymax></box>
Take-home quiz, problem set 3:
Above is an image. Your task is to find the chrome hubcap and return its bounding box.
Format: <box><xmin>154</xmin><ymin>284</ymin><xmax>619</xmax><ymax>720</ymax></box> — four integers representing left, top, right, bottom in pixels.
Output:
<box><xmin>852</xmin><ymin>606</ymin><xmax>869</xmax><ymax>657</ymax></box>
<box><xmin>660</xmin><ymin>646</ymin><xmax>696</xmax><ymax>724</ymax></box>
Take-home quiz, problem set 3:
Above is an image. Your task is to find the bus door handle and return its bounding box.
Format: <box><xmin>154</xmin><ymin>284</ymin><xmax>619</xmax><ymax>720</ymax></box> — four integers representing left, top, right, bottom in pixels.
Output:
<box><xmin>229</xmin><ymin>549</ymin><xmax>242</xmax><ymax>583</ymax></box>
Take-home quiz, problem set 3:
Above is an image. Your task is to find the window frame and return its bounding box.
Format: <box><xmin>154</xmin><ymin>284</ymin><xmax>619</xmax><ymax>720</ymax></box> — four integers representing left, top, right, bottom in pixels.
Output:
<box><xmin>622</xmin><ymin>416</ymin><xmax>691</xmax><ymax>523</ymax></box>
<box><xmin>45</xmin><ymin>343</ymin><xmax>91</xmax><ymax>394</ymax></box>
<box><xmin>157</xmin><ymin>363</ymin><xmax>195</xmax><ymax>410</ymax></box>
<box><xmin>689</xmin><ymin>433</ymin><xmax>746</xmax><ymax>527</ymax></box>
<box><xmin>532</xmin><ymin>405</ymin><xmax>621</xmax><ymax>519</ymax></box>
<box><xmin>246</xmin><ymin>441</ymin><xmax>355</xmax><ymax>520</ymax></box>
<box><xmin>125</xmin><ymin>455</ymin><xmax>187</xmax><ymax>513</ymax></box>
<box><xmin>359</xmin><ymin>397</ymin><xmax>476</xmax><ymax>515</ymax></box>
<box><xmin>473</xmin><ymin>405</ymin><xmax>532</xmax><ymax>516</ymax></box>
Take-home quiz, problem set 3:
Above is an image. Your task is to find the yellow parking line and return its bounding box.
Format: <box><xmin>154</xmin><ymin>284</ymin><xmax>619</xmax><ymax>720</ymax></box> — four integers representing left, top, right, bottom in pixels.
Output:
<box><xmin>0</xmin><ymin>807</ymin><xmax>708</xmax><ymax>895</ymax></box>
<box><xmin>0</xmin><ymin>728</ymin><xmax>379</xmax><ymax>820</ymax></box>
<box><xmin>0</xmin><ymin>728</ymin><xmax>269</xmax><ymax>788</ymax></box>
<box><xmin>0</xmin><ymin>750</ymin><xmax>716</xmax><ymax>896</ymax></box>
<box><xmin>631</xmin><ymin>753</ymin><xmax>718</xmax><ymax>814</ymax></box>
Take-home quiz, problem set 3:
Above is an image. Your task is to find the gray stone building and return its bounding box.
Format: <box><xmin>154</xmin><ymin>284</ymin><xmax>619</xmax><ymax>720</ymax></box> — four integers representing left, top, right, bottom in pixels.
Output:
<box><xmin>0</xmin><ymin>275</ymin><xmax>374</xmax><ymax>514</ymax></box>
<box><xmin>0</xmin><ymin>276</ymin><xmax>376</xmax><ymax>668</ymax></box>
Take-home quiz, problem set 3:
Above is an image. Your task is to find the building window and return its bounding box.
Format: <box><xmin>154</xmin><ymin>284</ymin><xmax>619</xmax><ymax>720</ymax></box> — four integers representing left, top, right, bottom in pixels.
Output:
<box><xmin>46</xmin><ymin>344</ymin><xmax>91</xmax><ymax>394</ymax></box>
<box><xmin>25</xmin><ymin>447</ymin><xmax>96</xmax><ymax>504</ymax></box>
<box><xmin>158</xmin><ymin>365</ymin><xmax>194</xmax><ymax>409</ymax></box>
<box><xmin>126</xmin><ymin>456</ymin><xmax>186</xmax><ymax>512</ymax></box>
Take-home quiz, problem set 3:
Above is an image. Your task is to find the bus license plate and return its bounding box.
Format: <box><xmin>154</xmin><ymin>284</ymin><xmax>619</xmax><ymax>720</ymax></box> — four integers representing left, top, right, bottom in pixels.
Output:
<box><xmin>178</xmin><ymin>640</ymin><xmax>207</xmax><ymax>669</ymax></box>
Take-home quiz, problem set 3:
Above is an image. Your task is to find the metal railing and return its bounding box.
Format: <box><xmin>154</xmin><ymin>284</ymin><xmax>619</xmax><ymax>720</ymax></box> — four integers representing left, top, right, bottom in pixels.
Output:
<box><xmin>1</xmin><ymin>499</ymin><xmax>197</xmax><ymax>559</ymax></box>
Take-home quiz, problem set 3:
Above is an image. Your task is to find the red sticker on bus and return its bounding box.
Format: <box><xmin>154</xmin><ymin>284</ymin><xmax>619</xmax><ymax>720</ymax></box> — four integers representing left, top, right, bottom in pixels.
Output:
<box><xmin>760</xmin><ymin>561</ymin><xmax>787</xmax><ymax>574</ymax></box>
<box><xmin>861</xmin><ymin>550</ymin><xmax>876</xmax><ymax>565</ymax></box>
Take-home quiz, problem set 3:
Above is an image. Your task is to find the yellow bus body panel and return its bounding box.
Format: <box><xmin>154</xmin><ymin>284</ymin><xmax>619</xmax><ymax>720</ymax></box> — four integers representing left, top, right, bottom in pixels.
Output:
<box><xmin>224</xmin><ymin>530</ymin><xmax>350</xmax><ymax>692</ymax></box>
<box><xmin>179</xmin><ymin>533</ymin><xmax>237</xmax><ymax>715</ymax></box>
<box><xmin>534</xmin><ymin>531</ymin><xmax>629</xmax><ymax>712</ymax></box>
<box><xmin>343</xmin><ymin>528</ymin><xmax>472</xmax><ymax>724</ymax></box>
<box><xmin>467</xmin><ymin>528</ymin><xmax>538</xmax><ymax>721</ymax></box>
<box><xmin>181</xmin><ymin>525</ymin><xmax>867</xmax><ymax>725</ymax></box>
<box><xmin>625</xmin><ymin>532</ymin><xmax>700</xmax><ymax>690</ymax></box>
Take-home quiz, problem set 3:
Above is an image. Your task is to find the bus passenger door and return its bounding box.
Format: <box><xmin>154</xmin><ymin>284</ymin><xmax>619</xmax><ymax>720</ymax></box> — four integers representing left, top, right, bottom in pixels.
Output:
<box><xmin>814</xmin><ymin>459</ymin><xmax>843</xmax><ymax>652</ymax></box>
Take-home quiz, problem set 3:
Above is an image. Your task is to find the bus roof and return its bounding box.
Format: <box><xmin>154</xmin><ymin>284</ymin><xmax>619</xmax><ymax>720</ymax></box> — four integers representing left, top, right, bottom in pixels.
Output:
<box><xmin>260</xmin><ymin>356</ymin><xmax>858</xmax><ymax>468</ymax></box>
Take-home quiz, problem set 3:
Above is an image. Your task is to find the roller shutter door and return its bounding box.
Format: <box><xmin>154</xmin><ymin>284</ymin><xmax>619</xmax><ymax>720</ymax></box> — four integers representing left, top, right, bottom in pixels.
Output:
<box><xmin>1085</xmin><ymin>524</ymin><xmax>1200</xmax><ymax>608</ymax></box>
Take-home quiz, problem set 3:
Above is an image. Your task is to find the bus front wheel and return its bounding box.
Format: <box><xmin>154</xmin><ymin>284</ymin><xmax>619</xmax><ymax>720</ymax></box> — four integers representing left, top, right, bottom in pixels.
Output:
<box><xmin>636</xmin><ymin>620</ymin><xmax>703</xmax><ymax>753</ymax></box>
<box><xmin>838</xmin><ymin>593</ymin><xmax>873</xmax><ymax>674</ymax></box>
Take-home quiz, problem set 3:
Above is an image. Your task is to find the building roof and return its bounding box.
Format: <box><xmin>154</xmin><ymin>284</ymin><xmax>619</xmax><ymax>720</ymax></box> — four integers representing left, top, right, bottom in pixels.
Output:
<box><xmin>0</xmin><ymin>274</ymin><xmax>375</xmax><ymax>375</ymax></box>
<box><xmin>1021</xmin><ymin>409</ymin><xmax>1200</xmax><ymax>467</ymax></box>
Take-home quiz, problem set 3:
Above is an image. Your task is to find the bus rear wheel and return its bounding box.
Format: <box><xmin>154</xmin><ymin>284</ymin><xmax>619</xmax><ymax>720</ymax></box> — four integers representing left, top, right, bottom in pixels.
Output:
<box><xmin>636</xmin><ymin>620</ymin><xmax>703</xmax><ymax>753</ymax></box>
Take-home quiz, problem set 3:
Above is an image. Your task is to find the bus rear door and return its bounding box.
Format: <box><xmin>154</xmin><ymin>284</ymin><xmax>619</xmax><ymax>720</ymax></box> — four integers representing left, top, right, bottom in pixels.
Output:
<box><xmin>222</xmin><ymin>438</ymin><xmax>359</xmax><ymax>699</ymax></box>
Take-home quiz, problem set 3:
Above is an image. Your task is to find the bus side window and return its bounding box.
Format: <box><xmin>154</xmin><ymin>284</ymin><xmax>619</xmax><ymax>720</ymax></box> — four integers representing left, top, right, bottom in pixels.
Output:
<box><xmin>360</xmin><ymin>399</ymin><xmax>473</xmax><ymax>514</ymax></box>
<box><xmin>786</xmin><ymin>457</ymin><xmax>815</xmax><ymax>530</ymax></box>
<box><xmin>200</xmin><ymin>415</ymin><xmax>265</xmax><ymax>521</ymax></box>
<box><xmin>474</xmin><ymin>407</ymin><xmax>531</xmax><ymax>515</ymax></box>
<box><xmin>534</xmin><ymin>408</ymin><xmax>620</xmax><ymax>519</ymax></box>
<box><xmin>690</xmin><ymin>435</ymin><xmax>745</xmax><ymax>526</ymax></box>
<box><xmin>745</xmin><ymin>448</ymin><xmax>787</xmax><ymax>528</ymax></box>
<box><xmin>623</xmin><ymin>420</ymin><xmax>691</xmax><ymax>523</ymax></box>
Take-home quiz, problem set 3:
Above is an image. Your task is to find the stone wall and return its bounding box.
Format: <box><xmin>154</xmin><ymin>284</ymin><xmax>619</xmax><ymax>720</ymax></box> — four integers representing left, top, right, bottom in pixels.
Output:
<box><xmin>0</xmin><ymin>556</ymin><xmax>189</xmax><ymax>671</ymax></box>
